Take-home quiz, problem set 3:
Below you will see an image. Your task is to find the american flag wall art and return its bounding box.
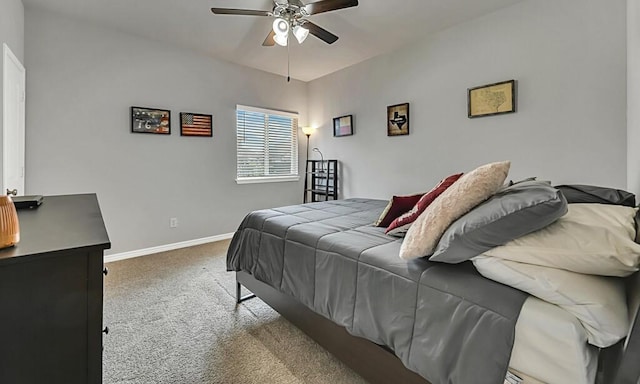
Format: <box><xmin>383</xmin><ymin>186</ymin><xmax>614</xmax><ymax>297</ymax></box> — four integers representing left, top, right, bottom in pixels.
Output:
<box><xmin>180</xmin><ymin>112</ymin><xmax>213</xmax><ymax>137</ymax></box>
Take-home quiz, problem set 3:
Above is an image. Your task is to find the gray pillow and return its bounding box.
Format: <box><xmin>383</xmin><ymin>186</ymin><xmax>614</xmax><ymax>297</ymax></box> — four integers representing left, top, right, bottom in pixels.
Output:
<box><xmin>555</xmin><ymin>184</ymin><xmax>635</xmax><ymax>207</ymax></box>
<box><xmin>429</xmin><ymin>181</ymin><xmax>567</xmax><ymax>264</ymax></box>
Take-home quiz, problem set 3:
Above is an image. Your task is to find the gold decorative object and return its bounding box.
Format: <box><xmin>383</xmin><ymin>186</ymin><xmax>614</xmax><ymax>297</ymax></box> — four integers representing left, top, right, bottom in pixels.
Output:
<box><xmin>0</xmin><ymin>195</ymin><xmax>19</xmax><ymax>249</ymax></box>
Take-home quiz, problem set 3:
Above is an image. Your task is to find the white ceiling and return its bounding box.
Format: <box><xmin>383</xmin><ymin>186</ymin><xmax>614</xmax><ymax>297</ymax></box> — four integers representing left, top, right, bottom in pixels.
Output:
<box><xmin>22</xmin><ymin>0</ymin><xmax>525</xmax><ymax>82</ymax></box>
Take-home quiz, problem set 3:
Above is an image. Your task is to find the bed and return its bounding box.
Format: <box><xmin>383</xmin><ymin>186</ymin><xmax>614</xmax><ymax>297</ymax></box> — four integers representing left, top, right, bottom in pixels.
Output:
<box><xmin>227</xmin><ymin>197</ymin><xmax>640</xmax><ymax>384</ymax></box>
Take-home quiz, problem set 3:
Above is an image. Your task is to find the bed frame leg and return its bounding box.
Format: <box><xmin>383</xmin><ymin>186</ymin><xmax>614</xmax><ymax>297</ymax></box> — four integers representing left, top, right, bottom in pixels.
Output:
<box><xmin>236</xmin><ymin>281</ymin><xmax>256</xmax><ymax>304</ymax></box>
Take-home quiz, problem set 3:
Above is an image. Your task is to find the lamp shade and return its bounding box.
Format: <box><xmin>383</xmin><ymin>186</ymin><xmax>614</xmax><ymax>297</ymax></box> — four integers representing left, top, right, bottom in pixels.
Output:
<box><xmin>273</xmin><ymin>34</ymin><xmax>288</xmax><ymax>47</ymax></box>
<box><xmin>0</xmin><ymin>195</ymin><xmax>19</xmax><ymax>249</ymax></box>
<box><xmin>273</xmin><ymin>18</ymin><xmax>290</xmax><ymax>46</ymax></box>
<box><xmin>273</xmin><ymin>18</ymin><xmax>289</xmax><ymax>36</ymax></box>
<box><xmin>293</xmin><ymin>25</ymin><xmax>309</xmax><ymax>44</ymax></box>
<box><xmin>301</xmin><ymin>126</ymin><xmax>315</xmax><ymax>136</ymax></box>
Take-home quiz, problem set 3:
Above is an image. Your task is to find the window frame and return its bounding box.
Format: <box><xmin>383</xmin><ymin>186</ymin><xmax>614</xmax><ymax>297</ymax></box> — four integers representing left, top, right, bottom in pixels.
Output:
<box><xmin>235</xmin><ymin>104</ymin><xmax>300</xmax><ymax>185</ymax></box>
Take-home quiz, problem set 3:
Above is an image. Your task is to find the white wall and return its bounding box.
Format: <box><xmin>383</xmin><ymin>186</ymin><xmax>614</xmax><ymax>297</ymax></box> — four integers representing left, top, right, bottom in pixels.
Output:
<box><xmin>308</xmin><ymin>0</ymin><xmax>627</xmax><ymax>199</ymax></box>
<box><xmin>0</xmin><ymin>0</ymin><xmax>25</xmax><ymax>185</ymax></box>
<box><xmin>628</xmin><ymin>0</ymin><xmax>640</xmax><ymax>196</ymax></box>
<box><xmin>0</xmin><ymin>0</ymin><xmax>23</xmax><ymax>62</ymax></box>
<box><xmin>21</xmin><ymin>0</ymin><xmax>631</xmax><ymax>255</ymax></box>
<box><xmin>25</xmin><ymin>9</ymin><xmax>308</xmax><ymax>254</ymax></box>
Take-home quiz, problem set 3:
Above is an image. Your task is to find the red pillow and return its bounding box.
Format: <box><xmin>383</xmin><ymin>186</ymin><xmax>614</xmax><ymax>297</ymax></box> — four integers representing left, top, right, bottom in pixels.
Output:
<box><xmin>386</xmin><ymin>173</ymin><xmax>464</xmax><ymax>236</ymax></box>
<box><xmin>374</xmin><ymin>193</ymin><xmax>424</xmax><ymax>227</ymax></box>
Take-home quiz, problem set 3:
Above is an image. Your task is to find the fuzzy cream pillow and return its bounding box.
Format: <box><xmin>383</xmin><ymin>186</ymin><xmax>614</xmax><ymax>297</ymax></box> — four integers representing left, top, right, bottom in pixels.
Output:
<box><xmin>399</xmin><ymin>161</ymin><xmax>510</xmax><ymax>260</ymax></box>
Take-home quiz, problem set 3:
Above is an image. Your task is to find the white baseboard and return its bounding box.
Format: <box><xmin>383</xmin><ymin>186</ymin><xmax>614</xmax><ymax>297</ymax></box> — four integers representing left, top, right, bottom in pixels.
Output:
<box><xmin>104</xmin><ymin>233</ymin><xmax>235</xmax><ymax>263</ymax></box>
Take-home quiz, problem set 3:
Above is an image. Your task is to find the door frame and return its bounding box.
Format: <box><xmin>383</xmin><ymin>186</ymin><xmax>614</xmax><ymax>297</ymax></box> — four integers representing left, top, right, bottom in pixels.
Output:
<box><xmin>2</xmin><ymin>43</ymin><xmax>26</xmax><ymax>194</ymax></box>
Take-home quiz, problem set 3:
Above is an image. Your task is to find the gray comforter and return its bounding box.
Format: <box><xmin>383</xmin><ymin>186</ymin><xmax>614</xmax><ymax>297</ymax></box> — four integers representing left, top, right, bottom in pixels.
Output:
<box><xmin>227</xmin><ymin>199</ymin><xmax>527</xmax><ymax>384</ymax></box>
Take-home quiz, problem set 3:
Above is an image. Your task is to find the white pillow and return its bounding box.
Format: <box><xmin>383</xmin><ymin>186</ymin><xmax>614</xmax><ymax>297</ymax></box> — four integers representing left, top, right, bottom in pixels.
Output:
<box><xmin>483</xmin><ymin>204</ymin><xmax>640</xmax><ymax>277</ymax></box>
<box><xmin>399</xmin><ymin>161</ymin><xmax>510</xmax><ymax>260</ymax></box>
<box><xmin>473</xmin><ymin>255</ymin><xmax>628</xmax><ymax>348</ymax></box>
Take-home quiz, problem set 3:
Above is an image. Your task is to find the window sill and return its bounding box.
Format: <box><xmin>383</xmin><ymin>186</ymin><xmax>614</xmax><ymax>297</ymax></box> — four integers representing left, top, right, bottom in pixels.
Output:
<box><xmin>236</xmin><ymin>176</ymin><xmax>300</xmax><ymax>185</ymax></box>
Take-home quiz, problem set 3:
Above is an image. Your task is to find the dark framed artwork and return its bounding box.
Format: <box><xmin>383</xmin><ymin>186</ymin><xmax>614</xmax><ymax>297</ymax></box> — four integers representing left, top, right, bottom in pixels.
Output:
<box><xmin>180</xmin><ymin>112</ymin><xmax>213</xmax><ymax>137</ymax></box>
<box><xmin>333</xmin><ymin>115</ymin><xmax>353</xmax><ymax>137</ymax></box>
<box><xmin>468</xmin><ymin>80</ymin><xmax>516</xmax><ymax>118</ymax></box>
<box><xmin>387</xmin><ymin>103</ymin><xmax>409</xmax><ymax>136</ymax></box>
<box><xmin>131</xmin><ymin>107</ymin><xmax>171</xmax><ymax>134</ymax></box>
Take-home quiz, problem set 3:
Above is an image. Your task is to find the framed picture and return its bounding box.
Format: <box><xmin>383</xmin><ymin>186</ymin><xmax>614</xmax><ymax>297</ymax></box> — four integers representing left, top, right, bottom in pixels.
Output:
<box><xmin>180</xmin><ymin>112</ymin><xmax>213</xmax><ymax>137</ymax></box>
<box><xmin>333</xmin><ymin>115</ymin><xmax>353</xmax><ymax>137</ymax></box>
<box><xmin>131</xmin><ymin>107</ymin><xmax>170</xmax><ymax>134</ymax></box>
<box><xmin>468</xmin><ymin>80</ymin><xmax>516</xmax><ymax>118</ymax></box>
<box><xmin>387</xmin><ymin>103</ymin><xmax>409</xmax><ymax>136</ymax></box>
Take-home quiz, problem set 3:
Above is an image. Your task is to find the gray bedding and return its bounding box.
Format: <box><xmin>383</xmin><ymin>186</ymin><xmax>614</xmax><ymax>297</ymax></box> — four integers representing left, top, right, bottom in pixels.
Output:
<box><xmin>227</xmin><ymin>198</ymin><xmax>528</xmax><ymax>384</ymax></box>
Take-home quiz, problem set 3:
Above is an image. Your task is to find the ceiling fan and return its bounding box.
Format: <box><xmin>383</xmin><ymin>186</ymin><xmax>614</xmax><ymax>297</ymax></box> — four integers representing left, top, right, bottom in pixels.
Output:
<box><xmin>211</xmin><ymin>0</ymin><xmax>359</xmax><ymax>47</ymax></box>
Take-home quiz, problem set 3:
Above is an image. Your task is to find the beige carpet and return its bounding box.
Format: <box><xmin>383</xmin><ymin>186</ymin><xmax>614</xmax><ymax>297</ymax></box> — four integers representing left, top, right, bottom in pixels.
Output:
<box><xmin>103</xmin><ymin>240</ymin><xmax>367</xmax><ymax>384</ymax></box>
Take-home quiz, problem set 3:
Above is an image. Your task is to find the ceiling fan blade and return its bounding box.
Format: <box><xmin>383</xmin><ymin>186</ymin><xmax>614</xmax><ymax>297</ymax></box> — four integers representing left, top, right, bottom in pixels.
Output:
<box><xmin>262</xmin><ymin>30</ymin><xmax>276</xmax><ymax>46</ymax></box>
<box><xmin>210</xmin><ymin>8</ymin><xmax>272</xmax><ymax>16</ymax></box>
<box><xmin>304</xmin><ymin>0</ymin><xmax>358</xmax><ymax>15</ymax></box>
<box><xmin>304</xmin><ymin>21</ymin><xmax>339</xmax><ymax>44</ymax></box>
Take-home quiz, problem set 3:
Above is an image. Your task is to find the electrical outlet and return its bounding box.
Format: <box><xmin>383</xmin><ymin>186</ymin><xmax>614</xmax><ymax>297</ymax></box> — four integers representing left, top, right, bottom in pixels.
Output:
<box><xmin>170</xmin><ymin>218</ymin><xmax>178</xmax><ymax>228</ymax></box>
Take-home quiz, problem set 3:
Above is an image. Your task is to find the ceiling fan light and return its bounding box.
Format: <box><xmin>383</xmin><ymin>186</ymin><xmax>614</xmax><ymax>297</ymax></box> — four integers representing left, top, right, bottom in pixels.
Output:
<box><xmin>273</xmin><ymin>34</ymin><xmax>288</xmax><ymax>47</ymax></box>
<box><xmin>273</xmin><ymin>18</ymin><xmax>289</xmax><ymax>36</ymax></box>
<box><xmin>293</xmin><ymin>25</ymin><xmax>309</xmax><ymax>44</ymax></box>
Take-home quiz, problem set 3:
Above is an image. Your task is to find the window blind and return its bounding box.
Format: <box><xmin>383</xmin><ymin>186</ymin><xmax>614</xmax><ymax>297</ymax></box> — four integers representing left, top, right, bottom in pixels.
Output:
<box><xmin>236</xmin><ymin>105</ymin><xmax>298</xmax><ymax>182</ymax></box>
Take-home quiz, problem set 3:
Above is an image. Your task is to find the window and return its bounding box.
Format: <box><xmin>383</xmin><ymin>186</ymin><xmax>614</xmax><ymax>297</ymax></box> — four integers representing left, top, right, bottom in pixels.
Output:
<box><xmin>236</xmin><ymin>105</ymin><xmax>299</xmax><ymax>184</ymax></box>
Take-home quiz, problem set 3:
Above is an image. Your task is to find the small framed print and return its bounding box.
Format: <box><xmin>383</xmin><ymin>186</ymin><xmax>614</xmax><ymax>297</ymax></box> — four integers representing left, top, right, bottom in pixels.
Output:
<box><xmin>387</xmin><ymin>103</ymin><xmax>409</xmax><ymax>136</ymax></box>
<box><xmin>333</xmin><ymin>115</ymin><xmax>353</xmax><ymax>137</ymax></box>
<box><xmin>468</xmin><ymin>80</ymin><xmax>516</xmax><ymax>118</ymax></box>
<box><xmin>131</xmin><ymin>107</ymin><xmax>170</xmax><ymax>134</ymax></box>
<box><xmin>180</xmin><ymin>112</ymin><xmax>213</xmax><ymax>137</ymax></box>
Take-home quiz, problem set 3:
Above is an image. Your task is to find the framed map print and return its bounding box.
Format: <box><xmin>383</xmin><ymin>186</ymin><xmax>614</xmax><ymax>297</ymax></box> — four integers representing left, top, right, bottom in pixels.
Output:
<box><xmin>468</xmin><ymin>80</ymin><xmax>516</xmax><ymax>118</ymax></box>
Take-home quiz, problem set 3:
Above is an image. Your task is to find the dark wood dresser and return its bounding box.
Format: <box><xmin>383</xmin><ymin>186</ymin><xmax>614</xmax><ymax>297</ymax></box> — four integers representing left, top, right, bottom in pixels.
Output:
<box><xmin>0</xmin><ymin>194</ymin><xmax>110</xmax><ymax>384</ymax></box>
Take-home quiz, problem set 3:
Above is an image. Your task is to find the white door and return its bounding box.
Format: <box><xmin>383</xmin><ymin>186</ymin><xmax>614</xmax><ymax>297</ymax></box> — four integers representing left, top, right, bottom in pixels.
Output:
<box><xmin>2</xmin><ymin>43</ymin><xmax>25</xmax><ymax>197</ymax></box>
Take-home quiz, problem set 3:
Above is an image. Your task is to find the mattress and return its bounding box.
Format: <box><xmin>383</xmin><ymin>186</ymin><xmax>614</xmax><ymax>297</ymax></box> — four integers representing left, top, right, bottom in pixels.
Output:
<box><xmin>509</xmin><ymin>296</ymin><xmax>598</xmax><ymax>384</ymax></box>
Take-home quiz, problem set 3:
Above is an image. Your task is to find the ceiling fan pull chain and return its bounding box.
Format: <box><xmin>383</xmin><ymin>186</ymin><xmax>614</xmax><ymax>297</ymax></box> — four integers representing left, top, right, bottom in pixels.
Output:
<box><xmin>287</xmin><ymin>38</ymin><xmax>291</xmax><ymax>82</ymax></box>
